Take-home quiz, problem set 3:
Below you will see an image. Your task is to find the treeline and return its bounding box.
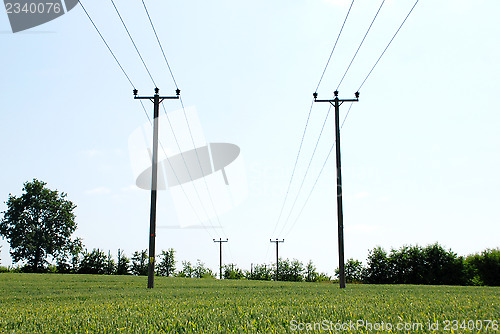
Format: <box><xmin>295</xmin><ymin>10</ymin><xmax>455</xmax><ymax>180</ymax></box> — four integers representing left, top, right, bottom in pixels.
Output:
<box><xmin>223</xmin><ymin>259</ymin><xmax>332</xmax><ymax>282</ymax></box>
<box><xmin>332</xmin><ymin>244</ymin><xmax>500</xmax><ymax>286</ymax></box>
<box><xmin>0</xmin><ymin>248</ymin><xmax>177</xmax><ymax>276</ymax></box>
<box><xmin>1</xmin><ymin>243</ymin><xmax>499</xmax><ymax>286</ymax></box>
<box><xmin>360</xmin><ymin>244</ymin><xmax>500</xmax><ymax>286</ymax></box>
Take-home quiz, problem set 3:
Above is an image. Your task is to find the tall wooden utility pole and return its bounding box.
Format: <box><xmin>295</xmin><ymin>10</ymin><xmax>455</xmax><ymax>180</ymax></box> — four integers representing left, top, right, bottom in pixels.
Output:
<box><xmin>133</xmin><ymin>87</ymin><xmax>180</xmax><ymax>289</ymax></box>
<box><xmin>270</xmin><ymin>238</ymin><xmax>284</xmax><ymax>281</ymax></box>
<box><xmin>313</xmin><ymin>90</ymin><xmax>359</xmax><ymax>289</ymax></box>
<box><xmin>213</xmin><ymin>238</ymin><xmax>228</xmax><ymax>279</ymax></box>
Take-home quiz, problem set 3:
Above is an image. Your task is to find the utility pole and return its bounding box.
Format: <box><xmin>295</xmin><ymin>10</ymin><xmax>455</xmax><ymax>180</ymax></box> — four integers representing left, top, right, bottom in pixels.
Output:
<box><xmin>134</xmin><ymin>87</ymin><xmax>180</xmax><ymax>289</ymax></box>
<box><xmin>313</xmin><ymin>90</ymin><xmax>359</xmax><ymax>289</ymax></box>
<box><xmin>213</xmin><ymin>238</ymin><xmax>228</xmax><ymax>279</ymax></box>
<box><xmin>270</xmin><ymin>239</ymin><xmax>284</xmax><ymax>281</ymax></box>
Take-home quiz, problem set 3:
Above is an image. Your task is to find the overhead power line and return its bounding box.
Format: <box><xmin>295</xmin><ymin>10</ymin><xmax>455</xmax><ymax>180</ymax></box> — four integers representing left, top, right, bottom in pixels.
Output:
<box><xmin>277</xmin><ymin>105</ymin><xmax>332</xmax><ymax>237</ymax></box>
<box><xmin>337</xmin><ymin>0</ymin><xmax>386</xmax><ymax>91</ymax></box>
<box><xmin>358</xmin><ymin>0</ymin><xmax>421</xmax><ymax>92</ymax></box>
<box><xmin>316</xmin><ymin>0</ymin><xmax>356</xmax><ymax>93</ymax></box>
<box><xmin>78</xmin><ymin>1</ymin><xmax>134</xmax><ymax>89</ymax></box>
<box><xmin>271</xmin><ymin>0</ymin><xmax>355</xmax><ymax>239</ymax></box>
<box><xmin>137</xmin><ymin>3</ymin><xmax>233</xmax><ymax>264</ymax></box>
<box><xmin>110</xmin><ymin>0</ymin><xmax>156</xmax><ymax>87</ymax></box>
<box><xmin>271</xmin><ymin>100</ymin><xmax>314</xmax><ymax>238</ymax></box>
<box><xmin>78</xmin><ymin>1</ymin><xmax>221</xmax><ymax>240</ymax></box>
<box><xmin>140</xmin><ymin>0</ymin><xmax>178</xmax><ymax>89</ymax></box>
<box><xmin>284</xmin><ymin>0</ymin><xmax>421</xmax><ymax>238</ymax></box>
<box><xmin>284</xmin><ymin>141</ymin><xmax>334</xmax><ymax>238</ymax></box>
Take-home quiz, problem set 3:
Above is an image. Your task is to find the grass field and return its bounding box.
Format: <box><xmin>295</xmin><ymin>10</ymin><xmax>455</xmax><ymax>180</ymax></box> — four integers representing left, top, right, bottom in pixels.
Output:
<box><xmin>0</xmin><ymin>273</ymin><xmax>499</xmax><ymax>333</ymax></box>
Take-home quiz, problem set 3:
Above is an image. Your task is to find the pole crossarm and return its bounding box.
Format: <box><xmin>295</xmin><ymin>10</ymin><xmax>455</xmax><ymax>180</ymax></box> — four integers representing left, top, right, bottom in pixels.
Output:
<box><xmin>312</xmin><ymin>90</ymin><xmax>359</xmax><ymax>289</ymax></box>
<box><xmin>133</xmin><ymin>87</ymin><xmax>180</xmax><ymax>289</ymax></box>
<box><xmin>133</xmin><ymin>88</ymin><xmax>180</xmax><ymax>101</ymax></box>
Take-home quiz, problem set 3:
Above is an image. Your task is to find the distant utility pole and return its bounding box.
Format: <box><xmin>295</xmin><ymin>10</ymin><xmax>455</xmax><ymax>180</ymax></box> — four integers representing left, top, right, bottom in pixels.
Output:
<box><xmin>270</xmin><ymin>239</ymin><xmax>284</xmax><ymax>281</ymax></box>
<box><xmin>133</xmin><ymin>87</ymin><xmax>180</xmax><ymax>289</ymax></box>
<box><xmin>313</xmin><ymin>90</ymin><xmax>359</xmax><ymax>289</ymax></box>
<box><xmin>213</xmin><ymin>238</ymin><xmax>228</xmax><ymax>279</ymax></box>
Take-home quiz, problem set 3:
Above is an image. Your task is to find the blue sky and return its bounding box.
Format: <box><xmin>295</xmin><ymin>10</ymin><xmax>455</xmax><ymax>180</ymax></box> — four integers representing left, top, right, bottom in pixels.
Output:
<box><xmin>1</xmin><ymin>0</ymin><xmax>499</xmax><ymax>276</ymax></box>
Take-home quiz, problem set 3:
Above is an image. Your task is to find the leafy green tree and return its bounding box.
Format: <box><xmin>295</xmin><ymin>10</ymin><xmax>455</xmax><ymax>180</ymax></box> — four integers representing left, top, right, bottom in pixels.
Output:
<box><xmin>156</xmin><ymin>248</ymin><xmax>176</xmax><ymax>277</ymax></box>
<box><xmin>304</xmin><ymin>260</ymin><xmax>318</xmax><ymax>282</ymax></box>
<box><xmin>177</xmin><ymin>261</ymin><xmax>194</xmax><ymax>278</ymax></box>
<box><xmin>465</xmin><ymin>248</ymin><xmax>500</xmax><ymax>286</ymax></box>
<box><xmin>131</xmin><ymin>250</ymin><xmax>148</xmax><ymax>276</ymax></box>
<box><xmin>247</xmin><ymin>263</ymin><xmax>272</xmax><ymax>281</ymax></box>
<box><xmin>116</xmin><ymin>249</ymin><xmax>130</xmax><ymax>275</ymax></box>
<box><xmin>78</xmin><ymin>249</ymin><xmax>107</xmax><ymax>274</ymax></box>
<box><xmin>0</xmin><ymin>179</ymin><xmax>78</xmax><ymax>272</ymax></box>
<box><xmin>364</xmin><ymin>246</ymin><xmax>392</xmax><ymax>284</ymax></box>
<box><xmin>223</xmin><ymin>264</ymin><xmax>245</xmax><ymax>279</ymax></box>
<box><xmin>104</xmin><ymin>250</ymin><xmax>116</xmax><ymax>275</ymax></box>
<box><xmin>423</xmin><ymin>243</ymin><xmax>464</xmax><ymax>285</ymax></box>
<box><xmin>304</xmin><ymin>260</ymin><xmax>319</xmax><ymax>282</ymax></box>
<box><xmin>56</xmin><ymin>238</ymin><xmax>83</xmax><ymax>273</ymax></box>
<box><xmin>336</xmin><ymin>258</ymin><xmax>363</xmax><ymax>283</ymax></box>
<box><xmin>389</xmin><ymin>245</ymin><xmax>426</xmax><ymax>284</ymax></box>
<box><xmin>193</xmin><ymin>260</ymin><xmax>214</xmax><ymax>278</ymax></box>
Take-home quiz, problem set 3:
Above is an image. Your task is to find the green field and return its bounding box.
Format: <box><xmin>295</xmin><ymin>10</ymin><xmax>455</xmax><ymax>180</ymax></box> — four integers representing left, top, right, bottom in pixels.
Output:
<box><xmin>0</xmin><ymin>273</ymin><xmax>498</xmax><ymax>333</ymax></box>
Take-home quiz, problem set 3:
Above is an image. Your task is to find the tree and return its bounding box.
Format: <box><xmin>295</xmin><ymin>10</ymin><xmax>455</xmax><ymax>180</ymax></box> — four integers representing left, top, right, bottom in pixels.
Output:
<box><xmin>423</xmin><ymin>243</ymin><xmax>464</xmax><ymax>285</ymax></box>
<box><xmin>465</xmin><ymin>248</ymin><xmax>500</xmax><ymax>286</ymax></box>
<box><xmin>193</xmin><ymin>260</ymin><xmax>214</xmax><ymax>278</ymax></box>
<box><xmin>78</xmin><ymin>249</ymin><xmax>107</xmax><ymax>274</ymax></box>
<box><xmin>0</xmin><ymin>179</ymin><xmax>78</xmax><ymax>272</ymax></box>
<box><xmin>247</xmin><ymin>263</ymin><xmax>272</xmax><ymax>281</ymax></box>
<box><xmin>156</xmin><ymin>248</ymin><xmax>176</xmax><ymax>277</ymax></box>
<box><xmin>104</xmin><ymin>250</ymin><xmax>116</xmax><ymax>275</ymax></box>
<box><xmin>364</xmin><ymin>246</ymin><xmax>392</xmax><ymax>284</ymax></box>
<box><xmin>336</xmin><ymin>258</ymin><xmax>363</xmax><ymax>283</ymax></box>
<box><xmin>131</xmin><ymin>250</ymin><xmax>148</xmax><ymax>276</ymax></box>
<box><xmin>116</xmin><ymin>249</ymin><xmax>130</xmax><ymax>275</ymax></box>
<box><xmin>223</xmin><ymin>264</ymin><xmax>245</xmax><ymax>279</ymax></box>
<box><xmin>305</xmin><ymin>260</ymin><xmax>319</xmax><ymax>282</ymax></box>
<box><xmin>56</xmin><ymin>238</ymin><xmax>83</xmax><ymax>273</ymax></box>
<box><xmin>177</xmin><ymin>261</ymin><xmax>194</xmax><ymax>278</ymax></box>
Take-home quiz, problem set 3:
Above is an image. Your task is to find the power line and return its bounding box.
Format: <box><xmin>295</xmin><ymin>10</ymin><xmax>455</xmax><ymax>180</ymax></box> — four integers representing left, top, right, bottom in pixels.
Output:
<box><xmin>284</xmin><ymin>141</ymin><xmax>335</xmax><ymax>238</ymax></box>
<box><xmin>78</xmin><ymin>2</ymin><xmax>218</xmax><ymax>241</ymax></box>
<box><xmin>140</xmin><ymin>0</ymin><xmax>178</xmax><ymax>89</ymax></box>
<box><xmin>341</xmin><ymin>102</ymin><xmax>354</xmax><ymax>128</ymax></box>
<box><xmin>358</xmin><ymin>0</ymin><xmax>421</xmax><ymax>92</ymax></box>
<box><xmin>78</xmin><ymin>1</ymin><xmax>134</xmax><ymax>89</ymax></box>
<box><xmin>315</xmin><ymin>0</ymin><xmax>356</xmax><ymax>93</ymax></box>
<box><xmin>283</xmin><ymin>96</ymin><xmax>355</xmax><ymax>238</ymax></box>
<box><xmin>337</xmin><ymin>0</ymin><xmax>386</xmax><ymax>91</ymax></box>
<box><xmin>271</xmin><ymin>0</ymin><xmax>355</xmax><ymax>239</ymax></box>
<box><xmin>110</xmin><ymin>0</ymin><xmax>157</xmax><ymax>87</ymax></box>
<box><xmin>276</xmin><ymin>105</ymin><xmax>332</xmax><ymax>237</ymax></box>
<box><xmin>339</xmin><ymin>0</ymin><xmax>420</xmax><ymax>129</ymax></box>
<box><xmin>178</xmin><ymin>97</ymin><xmax>228</xmax><ymax>240</ymax></box>
<box><xmin>138</xmin><ymin>2</ymin><xmax>235</xmax><ymax>263</ymax></box>
<box><xmin>271</xmin><ymin>100</ymin><xmax>315</xmax><ymax>238</ymax></box>
<box><xmin>135</xmin><ymin>0</ymin><xmax>229</xmax><ymax>243</ymax></box>
<box><xmin>159</xmin><ymin>103</ymin><xmax>221</xmax><ymax>237</ymax></box>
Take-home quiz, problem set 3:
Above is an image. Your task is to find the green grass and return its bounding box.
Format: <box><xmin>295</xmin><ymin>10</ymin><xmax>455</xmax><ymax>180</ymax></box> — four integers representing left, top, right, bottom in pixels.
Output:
<box><xmin>0</xmin><ymin>273</ymin><xmax>499</xmax><ymax>333</ymax></box>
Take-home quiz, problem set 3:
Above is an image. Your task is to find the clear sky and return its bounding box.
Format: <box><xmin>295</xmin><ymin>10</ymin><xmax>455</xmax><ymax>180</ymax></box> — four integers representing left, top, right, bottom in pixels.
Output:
<box><xmin>1</xmin><ymin>0</ymin><xmax>499</xmax><ymax>276</ymax></box>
